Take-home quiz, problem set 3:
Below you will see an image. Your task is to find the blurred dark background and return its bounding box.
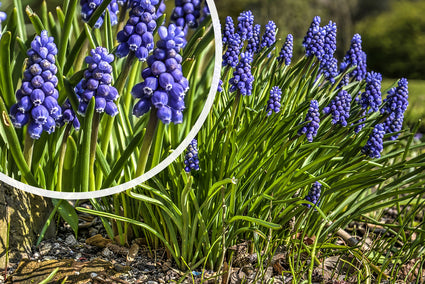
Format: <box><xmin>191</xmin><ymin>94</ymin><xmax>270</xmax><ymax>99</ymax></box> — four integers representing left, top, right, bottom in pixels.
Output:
<box><xmin>1</xmin><ymin>0</ymin><xmax>424</xmax><ymax>130</ymax></box>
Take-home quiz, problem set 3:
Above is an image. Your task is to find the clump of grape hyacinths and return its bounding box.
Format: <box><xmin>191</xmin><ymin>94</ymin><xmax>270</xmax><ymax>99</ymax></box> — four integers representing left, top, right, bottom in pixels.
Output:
<box><xmin>116</xmin><ymin>1</ymin><xmax>159</xmax><ymax>60</ymax></box>
<box><xmin>341</xmin><ymin>34</ymin><xmax>367</xmax><ymax>81</ymax></box>
<box><xmin>237</xmin><ymin>10</ymin><xmax>254</xmax><ymax>42</ymax></box>
<box><xmin>362</xmin><ymin>123</ymin><xmax>385</xmax><ymax>158</ymax></box>
<box><xmin>278</xmin><ymin>34</ymin><xmax>293</xmax><ymax>65</ymax></box>
<box><xmin>9</xmin><ymin>30</ymin><xmax>61</xmax><ymax>139</ymax></box>
<box><xmin>222</xmin><ymin>33</ymin><xmax>241</xmax><ymax>68</ymax></box>
<box><xmin>171</xmin><ymin>0</ymin><xmax>202</xmax><ymax>29</ymax></box>
<box><xmin>302</xmin><ymin>16</ymin><xmax>325</xmax><ymax>60</ymax></box>
<box><xmin>323</xmin><ymin>89</ymin><xmax>351</xmax><ymax>127</ymax></box>
<box><xmin>246</xmin><ymin>24</ymin><xmax>261</xmax><ymax>54</ymax></box>
<box><xmin>229</xmin><ymin>52</ymin><xmax>254</xmax><ymax>96</ymax></box>
<box><xmin>381</xmin><ymin>78</ymin><xmax>409</xmax><ymax>140</ymax></box>
<box><xmin>222</xmin><ymin>16</ymin><xmax>235</xmax><ymax>46</ymax></box>
<box><xmin>80</xmin><ymin>0</ymin><xmax>119</xmax><ymax>28</ymax></box>
<box><xmin>360</xmin><ymin>71</ymin><xmax>382</xmax><ymax>113</ymax></box>
<box><xmin>260</xmin><ymin>21</ymin><xmax>276</xmax><ymax>49</ymax></box>
<box><xmin>184</xmin><ymin>139</ymin><xmax>200</xmax><ymax>172</ymax></box>
<box><xmin>77</xmin><ymin>47</ymin><xmax>119</xmax><ymax>117</ymax></box>
<box><xmin>304</xmin><ymin>182</ymin><xmax>321</xmax><ymax>208</ymax></box>
<box><xmin>132</xmin><ymin>24</ymin><xmax>188</xmax><ymax>124</ymax></box>
<box><xmin>266</xmin><ymin>86</ymin><xmax>282</xmax><ymax>116</ymax></box>
<box><xmin>298</xmin><ymin>100</ymin><xmax>320</xmax><ymax>142</ymax></box>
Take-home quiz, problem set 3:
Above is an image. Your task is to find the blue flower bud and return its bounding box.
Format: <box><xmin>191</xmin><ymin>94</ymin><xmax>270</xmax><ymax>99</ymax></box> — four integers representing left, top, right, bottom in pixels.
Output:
<box><xmin>133</xmin><ymin>98</ymin><xmax>151</xmax><ymax>117</ymax></box>
<box><xmin>157</xmin><ymin>105</ymin><xmax>172</xmax><ymax>124</ymax></box>
<box><xmin>184</xmin><ymin>139</ymin><xmax>199</xmax><ymax>172</ymax></box>
<box><xmin>31</xmin><ymin>105</ymin><xmax>49</xmax><ymax>125</ymax></box>
<box><xmin>28</xmin><ymin>122</ymin><xmax>43</xmax><ymax>139</ymax></box>
<box><xmin>105</xmin><ymin>101</ymin><xmax>118</xmax><ymax>116</ymax></box>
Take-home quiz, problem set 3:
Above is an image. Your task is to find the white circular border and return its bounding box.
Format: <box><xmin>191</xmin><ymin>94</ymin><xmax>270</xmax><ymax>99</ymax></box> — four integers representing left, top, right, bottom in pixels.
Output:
<box><xmin>0</xmin><ymin>0</ymin><xmax>222</xmax><ymax>200</ymax></box>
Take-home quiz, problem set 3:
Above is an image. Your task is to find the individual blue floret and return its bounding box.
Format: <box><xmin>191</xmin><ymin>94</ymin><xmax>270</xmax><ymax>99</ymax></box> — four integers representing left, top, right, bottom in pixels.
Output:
<box><xmin>302</xmin><ymin>16</ymin><xmax>325</xmax><ymax>60</ymax></box>
<box><xmin>171</xmin><ymin>0</ymin><xmax>202</xmax><ymax>29</ymax></box>
<box><xmin>298</xmin><ymin>100</ymin><xmax>320</xmax><ymax>142</ymax></box>
<box><xmin>184</xmin><ymin>139</ymin><xmax>199</xmax><ymax>172</ymax></box>
<box><xmin>222</xmin><ymin>16</ymin><xmax>235</xmax><ymax>46</ymax></box>
<box><xmin>246</xmin><ymin>24</ymin><xmax>261</xmax><ymax>54</ymax></box>
<box><xmin>278</xmin><ymin>34</ymin><xmax>293</xmax><ymax>66</ymax></box>
<box><xmin>80</xmin><ymin>0</ymin><xmax>119</xmax><ymax>28</ymax></box>
<box><xmin>222</xmin><ymin>33</ymin><xmax>242</xmax><ymax>68</ymax></box>
<box><xmin>116</xmin><ymin>2</ymin><xmax>159</xmax><ymax>60</ymax></box>
<box><xmin>340</xmin><ymin>34</ymin><xmax>367</xmax><ymax>81</ymax></box>
<box><xmin>323</xmin><ymin>89</ymin><xmax>351</xmax><ymax>127</ymax></box>
<box><xmin>360</xmin><ymin>71</ymin><xmax>382</xmax><ymax>113</ymax></box>
<box><xmin>132</xmin><ymin>24</ymin><xmax>188</xmax><ymax>125</ymax></box>
<box><xmin>229</xmin><ymin>52</ymin><xmax>254</xmax><ymax>96</ymax></box>
<box><xmin>304</xmin><ymin>182</ymin><xmax>321</xmax><ymax>208</ymax></box>
<box><xmin>266</xmin><ymin>86</ymin><xmax>282</xmax><ymax>116</ymax></box>
<box><xmin>362</xmin><ymin>123</ymin><xmax>385</xmax><ymax>158</ymax></box>
<box><xmin>236</xmin><ymin>10</ymin><xmax>254</xmax><ymax>42</ymax></box>
<box><xmin>260</xmin><ymin>21</ymin><xmax>276</xmax><ymax>49</ymax></box>
<box><xmin>77</xmin><ymin>47</ymin><xmax>119</xmax><ymax>117</ymax></box>
<box><xmin>9</xmin><ymin>30</ymin><xmax>61</xmax><ymax>139</ymax></box>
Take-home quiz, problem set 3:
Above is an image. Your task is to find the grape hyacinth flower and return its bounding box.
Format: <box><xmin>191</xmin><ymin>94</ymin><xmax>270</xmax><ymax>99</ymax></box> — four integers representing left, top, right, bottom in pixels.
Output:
<box><xmin>0</xmin><ymin>2</ymin><xmax>6</xmax><ymax>37</ymax></box>
<box><xmin>381</xmin><ymin>78</ymin><xmax>409</xmax><ymax>140</ymax></box>
<box><xmin>362</xmin><ymin>123</ymin><xmax>385</xmax><ymax>158</ymax></box>
<box><xmin>57</xmin><ymin>98</ymin><xmax>81</xmax><ymax>130</ymax></box>
<box><xmin>266</xmin><ymin>86</ymin><xmax>282</xmax><ymax>116</ymax></box>
<box><xmin>237</xmin><ymin>10</ymin><xmax>254</xmax><ymax>42</ymax></box>
<box><xmin>116</xmin><ymin>1</ymin><xmax>159</xmax><ymax>61</ymax></box>
<box><xmin>171</xmin><ymin>0</ymin><xmax>202</xmax><ymax>29</ymax></box>
<box><xmin>217</xmin><ymin>79</ymin><xmax>223</xmax><ymax>92</ymax></box>
<box><xmin>298</xmin><ymin>100</ymin><xmax>320</xmax><ymax>142</ymax></box>
<box><xmin>304</xmin><ymin>182</ymin><xmax>321</xmax><ymax>208</ymax></box>
<box><xmin>222</xmin><ymin>16</ymin><xmax>235</xmax><ymax>46</ymax></box>
<box><xmin>77</xmin><ymin>47</ymin><xmax>119</xmax><ymax>117</ymax></box>
<box><xmin>222</xmin><ymin>33</ymin><xmax>241</xmax><ymax>68</ymax></box>
<box><xmin>132</xmin><ymin>24</ymin><xmax>188</xmax><ymax>124</ymax></box>
<box><xmin>323</xmin><ymin>89</ymin><xmax>351</xmax><ymax>127</ymax></box>
<box><xmin>341</xmin><ymin>34</ymin><xmax>367</xmax><ymax>81</ymax></box>
<box><xmin>246</xmin><ymin>24</ymin><xmax>261</xmax><ymax>54</ymax></box>
<box><xmin>278</xmin><ymin>34</ymin><xmax>293</xmax><ymax>65</ymax></box>
<box><xmin>319</xmin><ymin>21</ymin><xmax>338</xmax><ymax>83</ymax></box>
<box><xmin>80</xmin><ymin>0</ymin><xmax>119</xmax><ymax>29</ymax></box>
<box><xmin>260</xmin><ymin>21</ymin><xmax>276</xmax><ymax>49</ymax></box>
<box><xmin>360</xmin><ymin>71</ymin><xmax>382</xmax><ymax>113</ymax></box>
<box><xmin>302</xmin><ymin>16</ymin><xmax>325</xmax><ymax>60</ymax></box>
<box><xmin>229</xmin><ymin>52</ymin><xmax>254</xmax><ymax>96</ymax></box>
<box><xmin>9</xmin><ymin>30</ymin><xmax>61</xmax><ymax>139</ymax></box>
<box><xmin>184</xmin><ymin>139</ymin><xmax>200</xmax><ymax>172</ymax></box>
<box><xmin>354</xmin><ymin>110</ymin><xmax>366</xmax><ymax>134</ymax></box>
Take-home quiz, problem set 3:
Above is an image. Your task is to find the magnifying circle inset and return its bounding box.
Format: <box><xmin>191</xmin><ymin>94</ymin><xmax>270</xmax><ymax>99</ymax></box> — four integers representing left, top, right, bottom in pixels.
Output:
<box><xmin>0</xmin><ymin>0</ymin><xmax>222</xmax><ymax>200</ymax></box>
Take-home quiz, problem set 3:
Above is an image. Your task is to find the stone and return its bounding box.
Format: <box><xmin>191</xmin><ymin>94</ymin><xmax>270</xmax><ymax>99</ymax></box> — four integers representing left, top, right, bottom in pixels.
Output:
<box><xmin>65</xmin><ymin>234</ymin><xmax>78</xmax><ymax>247</ymax></box>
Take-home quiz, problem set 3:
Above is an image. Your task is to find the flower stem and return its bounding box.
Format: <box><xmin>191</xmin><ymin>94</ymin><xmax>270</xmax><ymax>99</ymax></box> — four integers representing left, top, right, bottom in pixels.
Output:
<box><xmin>56</xmin><ymin>124</ymin><xmax>72</xmax><ymax>192</ymax></box>
<box><xmin>90</xmin><ymin>112</ymin><xmax>101</xmax><ymax>191</ymax></box>
<box><xmin>219</xmin><ymin>92</ymin><xmax>241</xmax><ymax>179</ymax></box>
<box><xmin>23</xmin><ymin>131</ymin><xmax>35</xmax><ymax>170</ymax></box>
<box><xmin>135</xmin><ymin>109</ymin><xmax>158</xmax><ymax>177</ymax></box>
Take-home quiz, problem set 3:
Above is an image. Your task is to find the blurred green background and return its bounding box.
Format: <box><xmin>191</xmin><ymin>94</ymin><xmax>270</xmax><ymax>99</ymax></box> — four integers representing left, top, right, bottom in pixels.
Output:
<box><xmin>1</xmin><ymin>0</ymin><xmax>424</xmax><ymax>132</ymax></box>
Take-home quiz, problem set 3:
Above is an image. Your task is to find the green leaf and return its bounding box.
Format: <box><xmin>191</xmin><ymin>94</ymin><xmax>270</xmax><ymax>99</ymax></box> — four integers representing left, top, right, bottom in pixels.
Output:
<box><xmin>80</xmin><ymin>97</ymin><xmax>95</xmax><ymax>192</ymax></box>
<box><xmin>26</xmin><ymin>6</ymin><xmax>45</xmax><ymax>34</ymax></box>
<box><xmin>0</xmin><ymin>32</ymin><xmax>15</xmax><ymax>108</ymax></box>
<box><xmin>58</xmin><ymin>0</ymin><xmax>78</xmax><ymax>69</ymax></box>
<box><xmin>53</xmin><ymin>199</ymin><xmax>79</xmax><ymax>237</ymax></box>
<box><xmin>228</xmin><ymin>215</ymin><xmax>282</xmax><ymax>230</ymax></box>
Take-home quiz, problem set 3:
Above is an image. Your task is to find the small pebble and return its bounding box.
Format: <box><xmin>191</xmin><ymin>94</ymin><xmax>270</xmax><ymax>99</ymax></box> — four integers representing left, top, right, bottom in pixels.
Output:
<box><xmin>102</xmin><ymin>247</ymin><xmax>113</xmax><ymax>258</ymax></box>
<box><xmin>146</xmin><ymin>281</ymin><xmax>158</xmax><ymax>284</ymax></box>
<box><xmin>33</xmin><ymin>252</ymin><xmax>40</xmax><ymax>259</ymax></box>
<box><xmin>75</xmin><ymin>253</ymin><xmax>82</xmax><ymax>259</ymax></box>
<box><xmin>65</xmin><ymin>234</ymin><xmax>78</xmax><ymax>246</ymax></box>
<box><xmin>39</xmin><ymin>242</ymin><xmax>52</xmax><ymax>256</ymax></box>
<box><xmin>90</xmin><ymin>272</ymin><xmax>97</xmax><ymax>278</ymax></box>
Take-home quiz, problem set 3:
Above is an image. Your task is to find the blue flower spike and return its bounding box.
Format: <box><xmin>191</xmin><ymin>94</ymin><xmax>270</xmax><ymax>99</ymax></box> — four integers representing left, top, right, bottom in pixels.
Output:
<box><xmin>9</xmin><ymin>30</ymin><xmax>61</xmax><ymax>140</ymax></box>
<box><xmin>266</xmin><ymin>86</ymin><xmax>282</xmax><ymax>116</ymax></box>
<box><xmin>77</xmin><ymin>47</ymin><xmax>119</xmax><ymax>117</ymax></box>
<box><xmin>362</xmin><ymin>123</ymin><xmax>385</xmax><ymax>158</ymax></box>
<box><xmin>298</xmin><ymin>100</ymin><xmax>320</xmax><ymax>142</ymax></box>
<box><xmin>184</xmin><ymin>139</ymin><xmax>200</xmax><ymax>172</ymax></box>
<box><xmin>323</xmin><ymin>89</ymin><xmax>351</xmax><ymax>127</ymax></box>
<box><xmin>171</xmin><ymin>0</ymin><xmax>202</xmax><ymax>30</ymax></box>
<box><xmin>278</xmin><ymin>34</ymin><xmax>293</xmax><ymax>66</ymax></box>
<box><xmin>80</xmin><ymin>0</ymin><xmax>120</xmax><ymax>28</ymax></box>
<box><xmin>341</xmin><ymin>34</ymin><xmax>367</xmax><ymax>81</ymax></box>
<box><xmin>229</xmin><ymin>52</ymin><xmax>254</xmax><ymax>96</ymax></box>
<box><xmin>132</xmin><ymin>23</ymin><xmax>188</xmax><ymax>125</ymax></box>
<box><xmin>305</xmin><ymin>182</ymin><xmax>321</xmax><ymax>208</ymax></box>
